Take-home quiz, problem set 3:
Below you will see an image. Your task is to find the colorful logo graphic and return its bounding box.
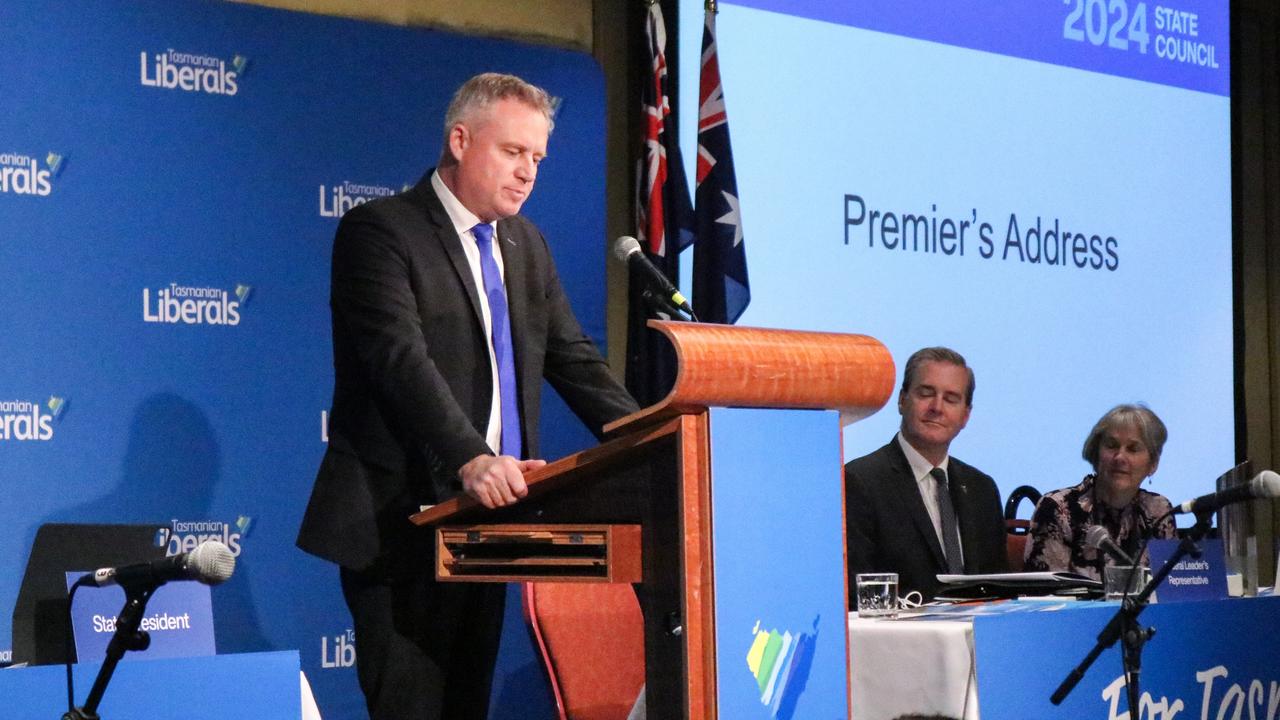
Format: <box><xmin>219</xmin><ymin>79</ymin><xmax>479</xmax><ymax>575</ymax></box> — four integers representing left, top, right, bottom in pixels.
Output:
<box><xmin>45</xmin><ymin>152</ymin><xmax>65</xmax><ymax>177</ymax></box>
<box><xmin>46</xmin><ymin>395</ymin><xmax>68</xmax><ymax>419</ymax></box>
<box><xmin>746</xmin><ymin>616</ymin><xmax>819</xmax><ymax>718</ymax></box>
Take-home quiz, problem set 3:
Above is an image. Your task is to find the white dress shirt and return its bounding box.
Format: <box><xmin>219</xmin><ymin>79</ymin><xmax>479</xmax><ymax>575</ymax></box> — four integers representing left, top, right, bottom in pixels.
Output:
<box><xmin>896</xmin><ymin>431</ymin><xmax>964</xmax><ymax>566</ymax></box>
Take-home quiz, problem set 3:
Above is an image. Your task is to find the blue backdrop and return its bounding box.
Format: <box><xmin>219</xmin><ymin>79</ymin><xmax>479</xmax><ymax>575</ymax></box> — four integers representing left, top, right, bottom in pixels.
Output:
<box><xmin>0</xmin><ymin>1</ymin><xmax>609</xmax><ymax>717</ymax></box>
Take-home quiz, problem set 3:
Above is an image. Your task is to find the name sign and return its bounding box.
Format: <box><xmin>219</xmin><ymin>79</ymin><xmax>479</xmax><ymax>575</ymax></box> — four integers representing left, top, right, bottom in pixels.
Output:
<box><xmin>65</xmin><ymin>572</ymin><xmax>216</xmax><ymax>661</ymax></box>
<box><xmin>1147</xmin><ymin>538</ymin><xmax>1229</xmax><ymax>602</ymax></box>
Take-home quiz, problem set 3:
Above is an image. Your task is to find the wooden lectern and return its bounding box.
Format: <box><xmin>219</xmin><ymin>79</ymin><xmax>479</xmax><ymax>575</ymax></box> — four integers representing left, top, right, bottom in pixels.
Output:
<box><xmin>411</xmin><ymin>321</ymin><xmax>894</xmax><ymax>718</ymax></box>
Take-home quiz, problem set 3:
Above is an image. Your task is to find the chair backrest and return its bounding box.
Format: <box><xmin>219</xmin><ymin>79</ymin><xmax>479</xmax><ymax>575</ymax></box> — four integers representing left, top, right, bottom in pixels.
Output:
<box><xmin>522</xmin><ymin>582</ymin><xmax>645</xmax><ymax>720</ymax></box>
<box><xmin>1005</xmin><ymin>519</ymin><xmax>1031</xmax><ymax>572</ymax></box>
<box><xmin>1004</xmin><ymin>485</ymin><xmax>1043</xmax><ymax>522</ymax></box>
<box><xmin>1003</xmin><ymin>485</ymin><xmax>1041</xmax><ymax>572</ymax></box>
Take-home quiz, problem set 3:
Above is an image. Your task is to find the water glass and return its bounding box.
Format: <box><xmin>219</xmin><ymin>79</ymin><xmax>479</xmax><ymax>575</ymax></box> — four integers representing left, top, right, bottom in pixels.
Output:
<box><xmin>856</xmin><ymin>572</ymin><xmax>899</xmax><ymax>618</ymax></box>
<box><xmin>1104</xmin><ymin>565</ymin><xmax>1149</xmax><ymax>599</ymax></box>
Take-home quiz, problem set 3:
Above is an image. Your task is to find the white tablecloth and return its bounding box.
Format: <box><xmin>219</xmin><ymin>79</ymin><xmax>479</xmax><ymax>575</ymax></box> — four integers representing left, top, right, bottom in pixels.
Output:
<box><xmin>848</xmin><ymin>613</ymin><xmax>979</xmax><ymax>720</ymax></box>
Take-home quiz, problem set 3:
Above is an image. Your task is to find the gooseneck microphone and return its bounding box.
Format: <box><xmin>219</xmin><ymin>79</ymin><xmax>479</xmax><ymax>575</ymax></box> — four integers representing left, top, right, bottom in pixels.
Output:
<box><xmin>85</xmin><ymin>540</ymin><xmax>236</xmax><ymax>589</ymax></box>
<box><xmin>1083</xmin><ymin>525</ymin><xmax>1135</xmax><ymax>566</ymax></box>
<box><xmin>1174</xmin><ymin>470</ymin><xmax>1280</xmax><ymax>515</ymax></box>
<box><xmin>613</xmin><ymin>235</ymin><xmax>696</xmax><ymax>318</ymax></box>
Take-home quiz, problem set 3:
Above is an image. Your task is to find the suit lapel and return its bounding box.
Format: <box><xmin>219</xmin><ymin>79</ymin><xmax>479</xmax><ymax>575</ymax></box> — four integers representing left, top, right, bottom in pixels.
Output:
<box><xmin>947</xmin><ymin>461</ymin><xmax>981</xmax><ymax>573</ymax></box>
<box><xmin>410</xmin><ymin>175</ymin><xmax>539</xmax><ymax>444</ymax></box>
<box><xmin>410</xmin><ymin>177</ymin><xmax>486</xmax><ymax>334</ymax></box>
<box><xmin>886</xmin><ymin>441</ymin><xmax>947</xmax><ymax>569</ymax></box>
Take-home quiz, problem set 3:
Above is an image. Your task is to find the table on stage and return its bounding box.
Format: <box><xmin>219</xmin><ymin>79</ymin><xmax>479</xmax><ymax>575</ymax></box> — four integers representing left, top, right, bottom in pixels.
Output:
<box><xmin>848</xmin><ymin>594</ymin><xmax>1280</xmax><ymax>720</ymax></box>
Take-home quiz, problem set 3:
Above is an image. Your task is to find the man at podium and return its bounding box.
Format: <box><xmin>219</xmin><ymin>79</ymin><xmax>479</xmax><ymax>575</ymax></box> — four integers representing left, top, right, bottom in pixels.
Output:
<box><xmin>844</xmin><ymin>346</ymin><xmax>1007</xmax><ymax>600</ymax></box>
<box><xmin>296</xmin><ymin>73</ymin><xmax>637</xmax><ymax>720</ymax></box>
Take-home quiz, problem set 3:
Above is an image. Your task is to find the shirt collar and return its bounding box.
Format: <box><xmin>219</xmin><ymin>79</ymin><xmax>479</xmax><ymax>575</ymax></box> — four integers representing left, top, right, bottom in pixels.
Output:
<box><xmin>431</xmin><ymin>169</ymin><xmax>493</xmax><ymax>239</ymax></box>
<box><xmin>896</xmin><ymin>431</ymin><xmax>950</xmax><ymax>480</ymax></box>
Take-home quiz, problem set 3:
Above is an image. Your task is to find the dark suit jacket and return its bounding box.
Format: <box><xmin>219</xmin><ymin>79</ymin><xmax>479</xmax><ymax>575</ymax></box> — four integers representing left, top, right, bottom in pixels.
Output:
<box><xmin>297</xmin><ymin>173</ymin><xmax>638</xmax><ymax>571</ymax></box>
<box><xmin>845</xmin><ymin>437</ymin><xmax>1008</xmax><ymax>600</ymax></box>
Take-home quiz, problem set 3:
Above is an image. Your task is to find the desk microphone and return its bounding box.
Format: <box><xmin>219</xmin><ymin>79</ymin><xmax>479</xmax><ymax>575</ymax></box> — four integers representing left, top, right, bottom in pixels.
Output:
<box><xmin>1084</xmin><ymin>525</ymin><xmax>1135</xmax><ymax>566</ymax></box>
<box><xmin>84</xmin><ymin>540</ymin><xmax>236</xmax><ymax>590</ymax></box>
<box><xmin>1174</xmin><ymin>470</ymin><xmax>1280</xmax><ymax>515</ymax></box>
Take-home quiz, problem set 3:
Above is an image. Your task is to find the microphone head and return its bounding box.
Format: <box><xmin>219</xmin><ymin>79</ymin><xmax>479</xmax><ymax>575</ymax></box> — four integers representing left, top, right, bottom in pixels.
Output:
<box><xmin>185</xmin><ymin>540</ymin><xmax>236</xmax><ymax>585</ymax></box>
<box><xmin>1083</xmin><ymin>524</ymin><xmax>1111</xmax><ymax>551</ymax></box>
<box><xmin>1250</xmin><ymin>470</ymin><xmax>1280</xmax><ymax>499</ymax></box>
<box><xmin>612</xmin><ymin>235</ymin><xmax>642</xmax><ymax>263</ymax></box>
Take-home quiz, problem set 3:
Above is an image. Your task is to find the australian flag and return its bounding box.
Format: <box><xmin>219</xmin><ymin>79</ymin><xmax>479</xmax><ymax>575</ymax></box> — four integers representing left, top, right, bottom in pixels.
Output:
<box><xmin>693</xmin><ymin>4</ymin><xmax>750</xmax><ymax>324</ymax></box>
<box><xmin>626</xmin><ymin>1</ymin><xmax>695</xmax><ymax>407</ymax></box>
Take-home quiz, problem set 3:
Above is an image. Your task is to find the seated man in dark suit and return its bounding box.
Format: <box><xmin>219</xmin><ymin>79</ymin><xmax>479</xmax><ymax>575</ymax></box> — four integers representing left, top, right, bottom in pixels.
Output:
<box><xmin>845</xmin><ymin>346</ymin><xmax>1007</xmax><ymax>601</ymax></box>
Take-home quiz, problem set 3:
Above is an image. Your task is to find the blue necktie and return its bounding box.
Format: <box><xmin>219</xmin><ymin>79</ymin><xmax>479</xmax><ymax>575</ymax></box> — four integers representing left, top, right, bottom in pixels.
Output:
<box><xmin>472</xmin><ymin>223</ymin><xmax>521</xmax><ymax>459</ymax></box>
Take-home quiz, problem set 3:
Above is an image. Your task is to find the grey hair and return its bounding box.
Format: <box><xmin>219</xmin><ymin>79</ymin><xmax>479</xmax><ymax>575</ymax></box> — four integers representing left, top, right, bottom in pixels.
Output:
<box><xmin>439</xmin><ymin>72</ymin><xmax>553</xmax><ymax>154</ymax></box>
<box><xmin>899</xmin><ymin>347</ymin><xmax>975</xmax><ymax>407</ymax></box>
<box><xmin>1081</xmin><ymin>403</ymin><xmax>1168</xmax><ymax>469</ymax></box>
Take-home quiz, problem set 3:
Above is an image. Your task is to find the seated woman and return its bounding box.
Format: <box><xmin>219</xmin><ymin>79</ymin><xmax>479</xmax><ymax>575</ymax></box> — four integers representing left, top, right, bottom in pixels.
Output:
<box><xmin>1024</xmin><ymin>403</ymin><xmax>1176</xmax><ymax>579</ymax></box>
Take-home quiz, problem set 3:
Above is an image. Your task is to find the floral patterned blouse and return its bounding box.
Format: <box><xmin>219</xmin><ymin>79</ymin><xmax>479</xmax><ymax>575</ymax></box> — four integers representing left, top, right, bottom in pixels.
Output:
<box><xmin>1023</xmin><ymin>474</ymin><xmax>1176</xmax><ymax>580</ymax></box>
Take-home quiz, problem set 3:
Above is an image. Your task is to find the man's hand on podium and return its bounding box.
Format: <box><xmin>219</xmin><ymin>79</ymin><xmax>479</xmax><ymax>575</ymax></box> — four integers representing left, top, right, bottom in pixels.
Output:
<box><xmin>460</xmin><ymin>454</ymin><xmax>546</xmax><ymax>508</ymax></box>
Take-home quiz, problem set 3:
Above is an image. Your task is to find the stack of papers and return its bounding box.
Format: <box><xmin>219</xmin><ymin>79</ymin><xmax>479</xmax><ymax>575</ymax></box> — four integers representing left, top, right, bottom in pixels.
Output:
<box><xmin>933</xmin><ymin>571</ymin><xmax>1101</xmax><ymax>600</ymax></box>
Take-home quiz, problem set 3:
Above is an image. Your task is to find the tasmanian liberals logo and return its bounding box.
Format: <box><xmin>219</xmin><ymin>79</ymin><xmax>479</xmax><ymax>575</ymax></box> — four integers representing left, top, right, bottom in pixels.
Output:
<box><xmin>0</xmin><ymin>396</ymin><xmax>68</xmax><ymax>441</ymax></box>
<box><xmin>319</xmin><ymin>180</ymin><xmax>397</xmax><ymax>218</ymax></box>
<box><xmin>321</xmin><ymin>628</ymin><xmax>356</xmax><ymax>669</ymax></box>
<box><xmin>0</xmin><ymin>151</ymin><xmax>65</xmax><ymax>197</ymax></box>
<box><xmin>139</xmin><ymin>49</ymin><xmax>247</xmax><ymax>96</ymax></box>
<box><xmin>143</xmin><ymin>282</ymin><xmax>251</xmax><ymax>326</ymax></box>
<box><xmin>156</xmin><ymin>515</ymin><xmax>252</xmax><ymax>557</ymax></box>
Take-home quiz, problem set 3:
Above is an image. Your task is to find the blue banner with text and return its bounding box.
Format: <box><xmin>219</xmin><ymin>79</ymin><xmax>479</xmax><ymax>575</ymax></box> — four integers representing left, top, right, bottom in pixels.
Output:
<box><xmin>730</xmin><ymin>0</ymin><xmax>1228</xmax><ymax>95</ymax></box>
